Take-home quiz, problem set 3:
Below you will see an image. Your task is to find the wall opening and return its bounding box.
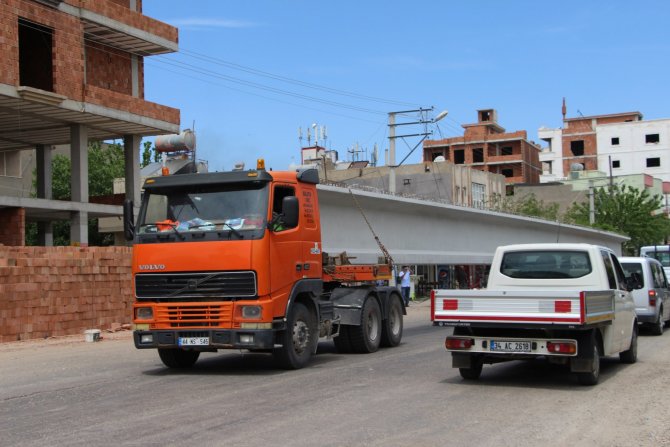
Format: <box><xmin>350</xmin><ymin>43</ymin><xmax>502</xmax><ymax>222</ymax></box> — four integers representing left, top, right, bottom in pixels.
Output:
<box><xmin>454</xmin><ymin>149</ymin><xmax>465</xmax><ymax>164</ymax></box>
<box><xmin>501</xmin><ymin>146</ymin><xmax>513</xmax><ymax>156</ymax></box>
<box><xmin>501</xmin><ymin>168</ymin><xmax>513</xmax><ymax>177</ymax></box>
<box><xmin>647</xmin><ymin>157</ymin><xmax>661</xmax><ymax>168</ymax></box>
<box><xmin>473</xmin><ymin>148</ymin><xmax>484</xmax><ymax>163</ymax></box>
<box><xmin>570</xmin><ymin>140</ymin><xmax>584</xmax><ymax>156</ymax></box>
<box><xmin>612</xmin><ymin>160</ymin><xmax>620</xmax><ymax>168</ymax></box>
<box><xmin>646</xmin><ymin>134</ymin><xmax>660</xmax><ymax>144</ymax></box>
<box><xmin>611</xmin><ymin>137</ymin><xmax>619</xmax><ymax>145</ymax></box>
<box><xmin>19</xmin><ymin>18</ymin><xmax>54</xmax><ymax>92</ymax></box>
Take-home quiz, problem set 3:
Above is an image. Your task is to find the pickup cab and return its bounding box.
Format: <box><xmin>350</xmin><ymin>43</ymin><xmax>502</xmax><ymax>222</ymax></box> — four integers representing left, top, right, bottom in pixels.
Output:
<box><xmin>432</xmin><ymin>243</ymin><xmax>638</xmax><ymax>385</ymax></box>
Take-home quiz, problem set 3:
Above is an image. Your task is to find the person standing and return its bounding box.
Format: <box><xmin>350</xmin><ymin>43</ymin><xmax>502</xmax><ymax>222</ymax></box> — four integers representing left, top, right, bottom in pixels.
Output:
<box><xmin>399</xmin><ymin>265</ymin><xmax>411</xmax><ymax>306</ymax></box>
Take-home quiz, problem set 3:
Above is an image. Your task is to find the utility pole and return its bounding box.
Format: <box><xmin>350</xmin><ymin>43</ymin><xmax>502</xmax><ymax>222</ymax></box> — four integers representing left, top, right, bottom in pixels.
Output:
<box><xmin>588</xmin><ymin>180</ymin><xmax>595</xmax><ymax>225</ymax></box>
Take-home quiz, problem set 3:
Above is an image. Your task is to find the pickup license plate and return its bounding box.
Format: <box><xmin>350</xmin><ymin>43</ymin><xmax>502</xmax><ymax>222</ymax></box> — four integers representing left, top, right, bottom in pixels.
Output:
<box><xmin>490</xmin><ymin>340</ymin><xmax>531</xmax><ymax>353</ymax></box>
<box><xmin>178</xmin><ymin>337</ymin><xmax>209</xmax><ymax>346</ymax></box>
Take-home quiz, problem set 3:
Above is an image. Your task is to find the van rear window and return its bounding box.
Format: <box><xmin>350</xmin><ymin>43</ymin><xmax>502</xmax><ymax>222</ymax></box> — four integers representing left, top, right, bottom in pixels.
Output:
<box><xmin>621</xmin><ymin>262</ymin><xmax>645</xmax><ymax>287</ymax></box>
<box><xmin>500</xmin><ymin>251</ymin><xmax>592</xmax><ymax>279</ymax></box>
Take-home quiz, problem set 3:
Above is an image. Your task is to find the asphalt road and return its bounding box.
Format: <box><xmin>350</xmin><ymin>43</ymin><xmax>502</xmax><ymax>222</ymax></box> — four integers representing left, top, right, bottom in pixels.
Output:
<box><xmin>2</xmin><ymin>301</ymin><xmax>670</xmax><ymax>447</ymax></box>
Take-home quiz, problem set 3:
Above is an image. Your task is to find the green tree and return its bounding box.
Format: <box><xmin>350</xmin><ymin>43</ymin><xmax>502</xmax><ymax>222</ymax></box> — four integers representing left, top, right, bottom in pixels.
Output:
<box><xmin>564</xmin><ymin>184</ymin><xmax>670</xmax><ymax>255</ymax></box>
<box><xmin>27</xmin><ymin>141</ymin><xmax>126</xmax><ymax>246</ymax></box>
<box><xmin>487</xmin><ymin>193</ymin><xmax>560</xmax><ymax>221</ymax></box>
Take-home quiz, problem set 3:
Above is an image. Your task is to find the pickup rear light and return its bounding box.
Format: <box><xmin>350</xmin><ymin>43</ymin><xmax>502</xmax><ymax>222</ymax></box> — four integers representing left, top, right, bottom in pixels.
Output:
<box><xmin>547</xmin><ymin>341</ymin><xmax>577</xmax><ymax>355</ymax></box>
<box><xmin>443</xmin><ymin>299</ymin><xmax>458</xmax><ymax>311</ymax></box>
<box><xmin>445</xmin><ymin>337</ymin><xmax>474</xmax><ymax>350</ymax></box>
<box><xmin>649</xmin><ymin>289</ymin><xmax>657</xmax><ymax>307</ymax></box>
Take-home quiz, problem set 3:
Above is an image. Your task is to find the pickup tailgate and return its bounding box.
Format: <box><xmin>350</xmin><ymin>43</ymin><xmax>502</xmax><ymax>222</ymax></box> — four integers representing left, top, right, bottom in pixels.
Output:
<box><xmin>432</xmin><ymin>289</ymin><xmax>615</xmax><ymax>326</ymax></box>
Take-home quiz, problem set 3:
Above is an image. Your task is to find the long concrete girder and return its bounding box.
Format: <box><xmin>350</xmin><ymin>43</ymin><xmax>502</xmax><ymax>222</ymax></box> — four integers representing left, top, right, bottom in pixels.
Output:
<box><xmin>317</xmin><ymin>184</ymin><xmax>628</xmax><ymax>265</ymax></box>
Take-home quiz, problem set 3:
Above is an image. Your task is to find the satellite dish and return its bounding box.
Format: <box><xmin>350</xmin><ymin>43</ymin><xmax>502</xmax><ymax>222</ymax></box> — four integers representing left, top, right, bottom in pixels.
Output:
<box><xmin>434</xmin><ymin>156</ymin><xmax>446</xmax><ymax>162</ymax></box>
<box><xmin>570</xmin><ymin>163</ymin><xmax>584</xmax><ymax>171</ymax></box>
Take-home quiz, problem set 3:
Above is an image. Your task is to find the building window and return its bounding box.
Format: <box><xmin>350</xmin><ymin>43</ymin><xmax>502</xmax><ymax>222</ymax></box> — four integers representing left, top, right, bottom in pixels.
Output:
<box><xmin>472</xmin><ymin>183</ymin><xmax>485</xmax><ymax>209</ymax></box>
<box><xmin>570</xmin><ymin>140</ymin><xmax>585</xmax><ymax>156</ymax></box>
<box><xmin>501</xmin><ymin>168</ymin><xmax>513</xmax><ymax>178</ymax></box>
<box><xmin>454</xmin><ymin>149</ymin><xmax>465</xmax><ymax>164</ymax></box>
<box><xmin>473</xmin><ymin>148</ymin><xmax>484</xmax><ymax>163</ymax></box>
<box><xmin>501</xmin><ymin>146</ymin><xmax>513</xmax><ymax>156</ymax></box>
<box><xmin>19</xmin><ymin>18</ymin><xmax>54</xmax><ymax>92</ymax></box>
<box><xmin>0</xmin><ymin>151</ymin><xmax>22</xmax><ymax>177</ymax></box>
<box><xmin>647</xmin><ymin>157</ymin><xmax>661</xmax><ymax>168</ymax></box>
<box><xmin>612</xmin><ymin>160</ymin><xmax>620</xmax><ymax>168</ymax></box>
<box><xmin>646</xmin><ymin>134</ymin><xmax>660</xmax><ymax>143</ymax></box>
<box><xmin>611</xmin><ymin>137</ymin><xmax>619</xmax><ymax>145</ymax></box>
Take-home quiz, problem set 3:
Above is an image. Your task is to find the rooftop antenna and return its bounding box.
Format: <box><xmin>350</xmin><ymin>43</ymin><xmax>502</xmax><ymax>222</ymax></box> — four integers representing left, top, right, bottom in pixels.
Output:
<box><xmin>312</xmin><ymin>123</ymin><xmax>318</xmax><ymax>146</ymax></box>
<box><xmin>322</xmin><ymin>125</ymin><xmax>328</xmax><ymax>148</ymax></box>
<box><xmin>298</xmin><ymin>127</ymin><xmax>303</xmax><ymax>146</ymax></box>
<box><xmin>562</xmin><ymin>97</ymin><xmax>567</xmax><ymax>120</ymax></box>
<box><xmin>307</xmin><ymin>127</ymin><xmax>312</xmax><ymax>146</ymax></box>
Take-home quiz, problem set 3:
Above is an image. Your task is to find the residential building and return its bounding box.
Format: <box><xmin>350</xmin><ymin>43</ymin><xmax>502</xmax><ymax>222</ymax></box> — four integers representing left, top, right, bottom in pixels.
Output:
<box><xmin>423</xmin><ymin>109</ymin><xmax>542</xmax><ymax>192</ymax></box>
<box><xmin>0</xmin><ymin>0</ymin><xmax>180</xmax><ymax>246</ymax></box>
<box><xmin>538</xmin><ymin>109</ymin><xmax>670</xmax><ymax>188</ymax></box>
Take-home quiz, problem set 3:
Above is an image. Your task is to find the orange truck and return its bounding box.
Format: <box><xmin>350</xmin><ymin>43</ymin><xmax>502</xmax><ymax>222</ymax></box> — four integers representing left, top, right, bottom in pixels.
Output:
<box><xmin>122</xmin><ymin>160</ymin><xmax>405</xmax><ymax>369</ymax></box>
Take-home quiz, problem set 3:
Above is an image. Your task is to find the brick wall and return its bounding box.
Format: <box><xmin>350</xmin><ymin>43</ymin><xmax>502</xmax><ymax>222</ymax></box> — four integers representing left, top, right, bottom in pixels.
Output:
<box><xmin>0</xmin><ymin>246</ymin><xmax>133</xmax><ymax>342</ymax></box>
<box><xmin>0</xmin><ymin>208</ymin><xmax>25</xmax><ymax>246</ymax></box>
<box><xmin>86</xmin><ymin>42</ymin><xmax>133</xmax><ymax>96</ymax></box>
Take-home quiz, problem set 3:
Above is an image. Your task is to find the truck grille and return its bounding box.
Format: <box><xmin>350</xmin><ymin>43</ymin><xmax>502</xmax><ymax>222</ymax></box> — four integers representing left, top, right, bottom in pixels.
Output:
<box><xmin>156</xmin><ymin>305</ymin><xmax>233</xmax><ymax>328</ymax></box>
<box><xmin>135</xmin><ymin>271</ymin><xmax>257</xmax><ymax>301</ymax></box>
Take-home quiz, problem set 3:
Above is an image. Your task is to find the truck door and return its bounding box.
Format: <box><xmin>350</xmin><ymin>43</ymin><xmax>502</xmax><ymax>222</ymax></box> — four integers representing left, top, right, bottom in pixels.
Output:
<box><xmin>605</xmin><ymin>251</ymin><xmax>634</xmax><ymax>352</ymax></box>
<box><xmin>269</xmin><ymin>184</ymin><xmax>302</xmax><ymax>310</ymax></box>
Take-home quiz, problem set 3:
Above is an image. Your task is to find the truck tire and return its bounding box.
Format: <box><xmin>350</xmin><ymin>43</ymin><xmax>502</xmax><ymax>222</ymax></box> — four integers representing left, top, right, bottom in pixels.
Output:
<box><xmin>333</xmin><ymin>325</ymin><xmax>353</xmax><ymax>353</ymax></box>
<box><xmin>158</xmin><ymin>348</ymin><xmax>200</xmax><ymax>369</ymax></box>
<box><xmin>273</xmin><ymin>302</ymin><xmax>317</xmax><ymax>369</ymax></box>
<box><xmin>576</xmin><ymin>343</ymin><xmax>600</xmax><ymax>386</ymax></box>
<box><xmin>381</xmin><ymin>294</ymin><xmax>403</xmax><ymax>347</ymax></box>
<box><xmin>349</xmin><ymin>297</ymin><xmax>382</xmax><ymax>353</ymax></box>
<box><xmin>620</xmin><ymin>324</ymin><xmax>638</xmax><ymax>364</ymax></box>
<box><xmin>650</xmin><ymin>309</ymin><xmax>664</xmax><ymax>336</ymax></box>
<box><xmin>459</xmin><ymin>357</ymin><xmax>483</xmax><ymax>380</ymax></box>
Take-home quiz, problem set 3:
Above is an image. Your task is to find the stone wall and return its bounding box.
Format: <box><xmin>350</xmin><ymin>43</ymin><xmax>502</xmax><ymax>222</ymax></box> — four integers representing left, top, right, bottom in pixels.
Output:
<box><xmin>0</xmin><ymin>246</ymin><xmax>133</xmax><ymax>342</ymax></box>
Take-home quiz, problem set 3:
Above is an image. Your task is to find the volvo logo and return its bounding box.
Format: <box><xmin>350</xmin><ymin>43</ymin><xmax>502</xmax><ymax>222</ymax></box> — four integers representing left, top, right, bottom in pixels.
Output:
<box><xmin>139</xmin><ymin>264</ymin><xmax>166</xmax><ymax>271</ymax></box>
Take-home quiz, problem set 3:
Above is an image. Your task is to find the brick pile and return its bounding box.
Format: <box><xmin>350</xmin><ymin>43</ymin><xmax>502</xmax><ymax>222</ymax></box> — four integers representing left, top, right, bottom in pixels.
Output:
<box><xmin>0</xmin><ymin>246</ymin><xmax>133</xmax><ymax>342</ymax></box>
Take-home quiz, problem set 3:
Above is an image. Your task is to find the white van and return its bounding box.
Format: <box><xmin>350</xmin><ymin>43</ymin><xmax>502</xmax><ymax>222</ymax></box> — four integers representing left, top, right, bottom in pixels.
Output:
<box><xmin>620</xmin><ymin>256</ymin><xmax>670</xmax><ymax>335</ymax></box>
<box><xmin>640</xmin><ymin>245</ymin><xmax>670</xmax><ymax>279</ymax></box>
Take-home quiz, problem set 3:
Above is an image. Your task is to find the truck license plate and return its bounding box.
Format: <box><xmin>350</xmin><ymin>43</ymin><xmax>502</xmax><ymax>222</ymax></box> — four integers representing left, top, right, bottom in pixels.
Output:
<box><xmin>490</xmin><ymin>340</ymin><xmax>531</xmax><ymax>353</ymax></box>
<box><xmin>178</xmin><ymin>337</ymin><xmax>209</xmax><ymax>346</ymax></box>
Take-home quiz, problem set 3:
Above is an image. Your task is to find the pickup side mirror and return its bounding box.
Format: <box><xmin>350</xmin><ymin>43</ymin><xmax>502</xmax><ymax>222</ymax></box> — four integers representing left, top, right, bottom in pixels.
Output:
<box><xmin>123</xmin><ymin>199</ymin><xmax>135</xmax><ymax>241</ymax></box>
<box><xmin>282</xmin><ymin>196</ymin><xmax>299</xmax><ymax>228</ymax></box>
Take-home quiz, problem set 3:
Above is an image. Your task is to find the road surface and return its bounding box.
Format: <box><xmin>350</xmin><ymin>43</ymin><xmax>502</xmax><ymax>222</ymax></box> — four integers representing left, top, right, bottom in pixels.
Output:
<box><xmin>1</xmin><ymin>301</ymin><xmax>669</xmax><ymax>446</ymax></box>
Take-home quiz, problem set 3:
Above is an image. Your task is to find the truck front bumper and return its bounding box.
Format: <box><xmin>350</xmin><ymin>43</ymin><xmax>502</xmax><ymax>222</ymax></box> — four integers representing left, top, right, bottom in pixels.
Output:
<box><xmin>134</xmin><ymin>329</ymin><xmax>275</xmax><ymax>350</ymax></box>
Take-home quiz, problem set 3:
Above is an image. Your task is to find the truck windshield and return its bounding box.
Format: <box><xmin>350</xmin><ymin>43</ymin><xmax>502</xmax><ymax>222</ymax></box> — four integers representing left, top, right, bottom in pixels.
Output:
<box><xmin>500</xmin><ymin>250</ymin><xmax>592</xmax><ymax>279</ymax></box>
<box><xmin>640</xmin><ymin>247</ymin><xmax>670</xmax><ymax>268</ymax></box>
<box><xmin>137</xmin><ymin>183</ymin><xmax>269</xmax><ymax>241</ymax></box>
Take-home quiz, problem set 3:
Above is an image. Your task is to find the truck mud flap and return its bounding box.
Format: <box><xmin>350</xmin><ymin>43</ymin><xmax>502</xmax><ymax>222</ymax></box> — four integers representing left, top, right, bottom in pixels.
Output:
<box><xmin>570</xmin><ymin>330</ymin><xmax>597</xmax><ymax>373</ymax></box>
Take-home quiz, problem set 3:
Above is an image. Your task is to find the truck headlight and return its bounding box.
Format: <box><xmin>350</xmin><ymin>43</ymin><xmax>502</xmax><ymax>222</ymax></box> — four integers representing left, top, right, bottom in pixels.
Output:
<box><xmin>241</xmin><ymin>305</ymin><xmax>262</xmax><ymax>319</ymax></box>
<box><xmin>135</xmin><ymin>307</ymin><xmax>153</xmax><ymax>320</ymax></box>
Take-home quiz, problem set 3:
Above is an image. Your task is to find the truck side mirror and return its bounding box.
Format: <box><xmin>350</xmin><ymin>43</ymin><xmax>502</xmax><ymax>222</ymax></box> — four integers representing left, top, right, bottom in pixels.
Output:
<box><xmin>282</xmin><ymin>196</ymin><xmax>299</xmax><ymax>228</ymax></box>
<box><xmin>123</xmin><ymin>199</ymin><xmax>135</xmax><ymax>241</ymax></box>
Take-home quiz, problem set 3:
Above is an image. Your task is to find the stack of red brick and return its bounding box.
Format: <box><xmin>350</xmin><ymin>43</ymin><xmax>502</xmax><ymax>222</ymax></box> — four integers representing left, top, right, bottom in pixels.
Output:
<box><xmin>0</xmin><ymin>246</ymin><xmax>133</xmax><ymax>342</ymax></box>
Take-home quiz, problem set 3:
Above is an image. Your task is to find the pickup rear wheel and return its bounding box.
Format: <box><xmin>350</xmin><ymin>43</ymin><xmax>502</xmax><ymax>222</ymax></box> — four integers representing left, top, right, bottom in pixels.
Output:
<box><xmin>158</xmin><ymin>348</ymin><xmax>200</xmax><ymax>369</ymax></box>
<box><xmin>459</xmin><ymin>357</ymin><xmax>483</xmax><ymax>380</ymax></box>
<box><xmin>620</xmin><ymin>324</ymin><xmax>638</xmax><ymax>364</ymax></box>
<box><xmin>349</xmin><ymin>297</ymin><xmax>382</xmax><ymax>353</ymax></box>
<box><xmin>381</xmin><ymin>294</ymin><xmax>403</xmax><ymax>347</ymax></box>
<box><xmin>577</xmin><ymin>343</ymin><xmax>600</xmax><ymax>386</ymax></box>
<box><xmin>273</xmin><ymin>302</ymin><xmax>317</xmax><ymax>369</ymax></box>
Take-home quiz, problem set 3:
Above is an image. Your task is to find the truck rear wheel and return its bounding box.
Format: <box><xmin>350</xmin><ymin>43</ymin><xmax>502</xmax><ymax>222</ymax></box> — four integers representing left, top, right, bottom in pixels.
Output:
<box><xmin>576</xmin><ymin>343</ymin><xmax>600</xmax><ymax>386</ymax></box>
<box><xmin>333</xmin><ymin>325</ymin><xmax>353</xmax><ymax>353</ymax></box>
<box><xmin>349</xmin><ymin>297</ymin><xmax>382</xmax><ymax>353</ymax></box>
<box><xmin>459</xmin><ymin>357</ymin><xmax>483</xmax><ymax>380</ymax></box>
<box><xmin>158</xmin><ymin>348</ymin><xmax>200</xmax><ymax>369</ymax></box>
<box><xmin>381</xmin><ymin>294</ymin><xmax>403</xmax><ymax>347</ymax></box>
<box><xmin>273</xmin><ymin>302</ymin><xmax>317</xmax><ymax>369</ymax></box>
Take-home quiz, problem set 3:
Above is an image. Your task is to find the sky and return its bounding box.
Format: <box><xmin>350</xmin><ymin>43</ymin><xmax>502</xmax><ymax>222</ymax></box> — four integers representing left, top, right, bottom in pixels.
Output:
<box><xmin>142</xmin><ymin>1</ymin><xmax>670</xmax><ymax>172</ymax></box>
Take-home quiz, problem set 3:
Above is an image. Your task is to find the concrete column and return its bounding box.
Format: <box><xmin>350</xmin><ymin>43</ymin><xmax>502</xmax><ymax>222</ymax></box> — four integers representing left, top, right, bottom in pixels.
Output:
<box><xmin>36</xmin><ymin>144</ymin><xmax>54</xmax><ymax>246</ymax></box>
<box><xmin>124</xmin><ymin>134</ymin><xmax>141</xmax><ymax>206</ymax></box>
<box><xmin>131</xmin><ymin>55</ymin><xmax>139</xmax><ymax>97</ymax></box>
<box><xmin>70</xmin><ymin>124</ymin><xmax>89</xmax><ymax>246</ymax></box>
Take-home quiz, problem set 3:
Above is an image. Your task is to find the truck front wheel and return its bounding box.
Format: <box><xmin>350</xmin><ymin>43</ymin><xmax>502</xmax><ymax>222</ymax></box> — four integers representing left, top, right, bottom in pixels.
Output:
<box><xmin>274</xmin><ymin>302</ymin><xmax>317</xmax><ymax>369</ymax></box>
<box><xmin>620</xmin><ymin>324</ymin><xmax>638</xmax><ymax>364</ymax></box>
<box><xmin>349</xmin><ymin>297</ymin><xmax>382</xmax><ymax>353</ymax></box>
<box><xmin>158</xmin><ymin>348</ymin><xmax>200</xmax><ymax>369</ymax></box>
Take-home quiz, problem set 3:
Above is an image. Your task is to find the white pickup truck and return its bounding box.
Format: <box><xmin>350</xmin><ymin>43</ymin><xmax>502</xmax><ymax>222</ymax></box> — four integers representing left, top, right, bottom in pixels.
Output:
<box><xmin>432</xmin><ymin>243</ymin><xmax>638</xmax><ymax>385</ymax></box>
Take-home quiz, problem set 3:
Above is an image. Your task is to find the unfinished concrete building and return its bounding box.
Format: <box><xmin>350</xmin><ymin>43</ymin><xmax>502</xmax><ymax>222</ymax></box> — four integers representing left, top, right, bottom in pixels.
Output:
<box><xmin>422</xmin><ymin>109</ymin><xmax>542</xmax><ymax>192</ymax></box>
<box><xmin>0</xmin><ymin>0</ymin><xmax>180</xmax><ymax>246</ymax></box>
